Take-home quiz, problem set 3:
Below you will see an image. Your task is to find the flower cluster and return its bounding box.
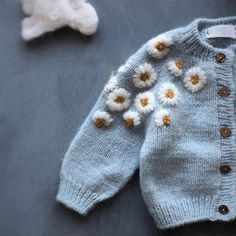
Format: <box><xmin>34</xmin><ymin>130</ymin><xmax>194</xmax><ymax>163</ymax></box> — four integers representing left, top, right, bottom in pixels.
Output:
<box><xmin>94</xmin><ymin>33</ymin><xmax>208</xmax><ymax>130</ymax></box>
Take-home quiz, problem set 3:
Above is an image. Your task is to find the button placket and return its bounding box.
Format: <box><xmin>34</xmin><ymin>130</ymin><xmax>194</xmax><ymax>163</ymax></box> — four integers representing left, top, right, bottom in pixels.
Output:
<box><xmin>215</xmin><ymin>52</ymin><xmax>235</xmax><ymax>217</ymax></box>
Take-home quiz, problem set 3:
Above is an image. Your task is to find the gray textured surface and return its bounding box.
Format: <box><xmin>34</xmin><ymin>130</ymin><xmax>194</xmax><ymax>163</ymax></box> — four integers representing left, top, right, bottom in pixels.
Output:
<box><xmin>1</xmin><ymin>0</ymin><xmax>236</xmax><ymax>235</ymax></box>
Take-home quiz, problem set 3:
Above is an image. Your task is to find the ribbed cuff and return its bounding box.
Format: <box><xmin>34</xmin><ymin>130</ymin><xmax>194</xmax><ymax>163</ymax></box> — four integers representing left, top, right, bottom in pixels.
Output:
<box><xmin>56</xmin><ymin>175</ymin><xmax>98</xmax><ymax>215</ymax></box>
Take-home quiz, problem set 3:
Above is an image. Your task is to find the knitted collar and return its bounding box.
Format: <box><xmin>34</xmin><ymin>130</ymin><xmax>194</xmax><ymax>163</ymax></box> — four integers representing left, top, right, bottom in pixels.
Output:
<box><xmin>175</xmin><ymin>16</ymin><xmax>236</xmax><ymax>58</ymax></box>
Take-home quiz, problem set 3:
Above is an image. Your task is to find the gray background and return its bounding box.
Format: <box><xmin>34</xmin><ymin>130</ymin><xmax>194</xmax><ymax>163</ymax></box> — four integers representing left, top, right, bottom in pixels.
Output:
<box><xmin>0</xmin><ymin>0</ymin><xmax>236</xmax><ymax>235</ymax></box>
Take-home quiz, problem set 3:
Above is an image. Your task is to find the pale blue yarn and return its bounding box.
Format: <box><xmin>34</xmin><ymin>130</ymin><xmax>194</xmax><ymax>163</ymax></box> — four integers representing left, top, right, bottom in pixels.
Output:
<box><xmin>57</xmin><ymin>17</ymin><xmax>236</xmax><ymax>229</ymax></box>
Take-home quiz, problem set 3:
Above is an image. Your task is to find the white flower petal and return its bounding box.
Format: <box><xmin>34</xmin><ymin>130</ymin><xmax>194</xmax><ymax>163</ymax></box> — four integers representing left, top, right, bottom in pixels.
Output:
<box><xmin>155</xmin><ymin>109</ymin><xmax>171</xmax><ymax>127</ymax></box>
<box><xmin>123</xmin><ymin>111</ymin><xmax>141</xmax><ymax>127</ymax></box>
<box><xmin>117</xmin><ymin>64</ymin><xmax>128</xmax><ymax>73</ymax></box>
<box><xmin>133</xmin><ymin>63</ymin><xmax>157</xmax><ymax>88</ymax></box>
<box><xmin>183</xmin><ymin>67</ymin><xmax>207</xmax><ymax>93</ymax></box>
<box><xmin>135</xmin><ymin>91</ymin><xmax>155</xmax><ymax>114</ymax></box>
<box><xmin>168</xmin><ymin>60</ymin><xmax>184</xmax><ymax>77</ymax></box>
<box><xmin>104</xmin><ymin>75</ymin><xmax>118</xmax><ymax>93</ymax></box>
<box><xmin>158</xmin><ymin>82</ymin><xmax>180</xmax><ymax>106</ymax></box>
<box><xmin>106</xmin><ymin>88</ymin><xmax>131</xmax><ymax>111</ymax></box>
<box><xmin>147</xmin><ymin>34</ymin><xmax>173</xmax><ymax>59</ymax></box>
<box><xmin>93</xmin><ymin>111</ymin><xmax>113</xmax><ymax>128</ymax></box>
<box><xmin>117</xmin><ymin>55</ymin><xmax>134</xmax><ymax>74</ymax></box>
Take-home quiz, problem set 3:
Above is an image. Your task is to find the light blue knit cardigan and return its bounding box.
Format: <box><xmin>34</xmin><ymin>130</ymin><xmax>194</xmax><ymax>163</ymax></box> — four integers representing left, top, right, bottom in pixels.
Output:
<box><xmin>57</xmin><ymin>17</ymin><xmax>236</xmax><ymax>229</ymax></box>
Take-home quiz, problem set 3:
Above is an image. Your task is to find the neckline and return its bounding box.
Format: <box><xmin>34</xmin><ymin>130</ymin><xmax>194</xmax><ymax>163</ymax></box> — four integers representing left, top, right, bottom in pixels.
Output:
<box><xmin>177</xmin><ymin>16</ymin><xmax>236</xmax><ymax>58</ymax></box>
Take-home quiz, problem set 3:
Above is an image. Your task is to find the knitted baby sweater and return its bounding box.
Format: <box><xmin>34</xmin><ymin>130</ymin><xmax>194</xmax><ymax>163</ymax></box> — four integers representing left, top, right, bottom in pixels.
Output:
<box><xmin>57</xmin><ymin>17</ymin><xmax>236</xmax><ymax>229</ymax></box>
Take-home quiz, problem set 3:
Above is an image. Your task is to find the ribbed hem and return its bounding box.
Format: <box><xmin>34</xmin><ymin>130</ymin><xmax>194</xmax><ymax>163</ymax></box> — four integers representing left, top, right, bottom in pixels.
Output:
<box><xmin>149</xmin><ymin>196</ymin><xmax>218</xmax><ymax>229</ymax></box>
<box><xmin>56</xmin><ymin>175</ymin><xmax>98</xmax><ymax>215</ymax></box>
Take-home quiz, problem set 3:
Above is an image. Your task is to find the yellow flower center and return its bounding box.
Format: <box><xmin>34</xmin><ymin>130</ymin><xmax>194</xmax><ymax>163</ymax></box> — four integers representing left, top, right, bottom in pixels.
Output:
<box><xmin>191</xmin><ymin>75</ymin><xmax>200</xmax><ymax>85</ymax></box>
<box><xmin>155</xmin><ymin>42</ymin><xmax>166</xmax><ymax>51</ymax></box>
<box><xmin>166</xmin><ymin>89</ymin><xmax>175</xmax><ymax>99</ymax></box>
<box><xmin>140</xmin><ymin>98</ymin><xmax>149</xmax><ymax>107</ymax></box>
<box><xmin>95</xmin><ymin>118</ymin><xmax>106</xmax><ymax>128</ymax></box>
<box><xmin>140</xmin><ymin>72</ymin><xmax>150</xmax><ymax>81</ymax></box>
<box><xmin>115</xmin><ymin>96</ymin><xmax>125</xmax><ymax>103</ymax></box>
<box><xmin>125</xmin><ymin>119</ymin><xmax>134</xmax><ymax>128</ymax></box>
<box><xmin>163</xmin><ymin>115</ymin><xmax>171</xmax><ymax>126</ymax></box>
<box><xmin>175</xmin><ymin>60</ymin><xmax>184</xmax><ymax>69</ymax></box>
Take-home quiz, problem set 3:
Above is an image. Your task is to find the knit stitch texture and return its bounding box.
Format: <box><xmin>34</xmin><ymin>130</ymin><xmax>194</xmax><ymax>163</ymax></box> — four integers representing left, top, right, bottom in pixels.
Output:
<box><xmin>57</xmin><ymin>17</ymin><xmax>236</xmax><ymax>229</ymax></box>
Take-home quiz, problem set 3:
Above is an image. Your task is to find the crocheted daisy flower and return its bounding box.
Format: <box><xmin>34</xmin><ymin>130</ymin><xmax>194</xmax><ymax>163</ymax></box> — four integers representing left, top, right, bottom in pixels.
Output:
<box><xmin>123</xmin><ymin>111</ymin><xmax>141</xmax><ymax>128</ymax></box>
<box><xmin>104</xmin><ymin>75</ymin><xmax>118</xmax><ymax>93</ymax></box>
<box><xmin>117</xmin><ymin>56</ymin><xmax>134</xmax><ymax>73</ymax></box>
<box><xmin>183</xmin><ymin>67</ymin><xmax>207</xmax><ymax>93</ymax></box>
<box><xmin>155</xmin><ymin>109</ymin><xmax>171</xmax><ymax>127</ymax></box>
<box><xmin>106</xmin><ymin>88</ymin><xmax>131</xmax><ymax>111</ymax></box>
<box><xmin>93</xmin><ymin>111</ymin><xmax>113</xmax><ymax>128</ymax></box>
<box><xmin>118</xmin><ymin>64</ymin><xmax>129</xmax><ymax>74</ymax></box>
<box><xmin>147</xmin><ymin>34</ymin><xmax>173</xmax><ymax>59</ymax></box>
<box><xmin>168</xmin><ymin>60</ymin><xmax>184</xmax><ymax>77</ymax></box>
<box><xmin>135</xmin><ymin>91</ymin><xmax>155</xmax><ymax>114</ymax></box>
<box><xmin>158</xmin><ymin>82</ymin><xmax>180</xmax><ymax>106</ymax></box>
<box><xmin>133</xmin><ymin>63</ymin><xmax>157</xmax><ymax>88</ymax></box>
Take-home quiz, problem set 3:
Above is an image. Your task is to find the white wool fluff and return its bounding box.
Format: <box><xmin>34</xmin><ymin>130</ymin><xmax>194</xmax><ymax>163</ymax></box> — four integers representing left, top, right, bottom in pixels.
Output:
<box><xmin>21</xmin><ymin>0</ymin><xmax>99</xmax><ymax>41</ymax></box>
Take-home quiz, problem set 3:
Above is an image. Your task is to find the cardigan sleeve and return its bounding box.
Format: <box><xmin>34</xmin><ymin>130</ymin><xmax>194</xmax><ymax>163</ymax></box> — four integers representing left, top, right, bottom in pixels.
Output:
<box><xmin>56</xmin><ymin>43</ymin><xmax>148</xmax><ymax>215</ymax></box>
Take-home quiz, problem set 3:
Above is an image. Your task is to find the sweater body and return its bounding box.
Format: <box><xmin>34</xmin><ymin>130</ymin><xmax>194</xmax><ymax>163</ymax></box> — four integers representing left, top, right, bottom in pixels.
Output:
<box><xmin>57</xmin><ymin>17</ymin><xmax>236</xmax><ymax>229</ymax></box>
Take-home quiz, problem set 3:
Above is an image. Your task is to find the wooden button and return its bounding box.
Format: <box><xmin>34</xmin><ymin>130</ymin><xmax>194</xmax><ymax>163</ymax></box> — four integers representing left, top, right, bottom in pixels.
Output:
<box><xmin>219</xmin><ymin>86</ymin><xmax>230</xmax><ymax>97</ymax></box>
<box><xmin>220</xmin><ymin>165</ymin><xmax>232</xmax><ymax>174</ymax></box>
<box><xmin>220</xmin><ymin>127</ymin><xmax>231</xmax><ymax>138</ymax></box>
<box><xmin>216</xmin><ymin>53</ymin><xmax>226</xmax><ymax>63</ymax></box>
<box><xmin>219</xmin><ymin>205</ymin><xmax>229</xmax><ymax>214</ymax></box>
